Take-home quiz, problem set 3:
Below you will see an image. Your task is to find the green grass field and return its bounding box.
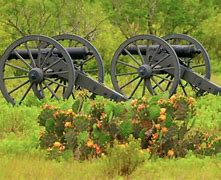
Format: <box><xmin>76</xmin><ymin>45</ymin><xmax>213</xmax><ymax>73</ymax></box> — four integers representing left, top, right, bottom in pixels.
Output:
<box><xmin>1</xmin><ymin>153</ymin><xmax>221</xmax><ymax>179</ymax></box>
<box><xmin>0</xmin><ymin>73</ymin><xmax>221</xmax><ymax>179</ymax></box>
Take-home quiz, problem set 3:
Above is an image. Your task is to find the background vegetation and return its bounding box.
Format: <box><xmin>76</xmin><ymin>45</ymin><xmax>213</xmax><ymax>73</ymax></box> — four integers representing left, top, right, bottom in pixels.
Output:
<box><xmin>1</xmin><ymin>0</ymin><xmax>221</xmax><ymax>70</ymax></box>
<box><xmin>1</xmin><ymin>0</ymin><xmax>221</xmax><ymax>179</ymax></box>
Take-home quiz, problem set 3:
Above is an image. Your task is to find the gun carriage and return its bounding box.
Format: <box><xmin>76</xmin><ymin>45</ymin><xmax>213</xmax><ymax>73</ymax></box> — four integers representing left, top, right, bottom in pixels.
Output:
<box><xmin>0</xmin><ymin>34</ymin><xmax>220</xmax><ymax>105</ymax></box>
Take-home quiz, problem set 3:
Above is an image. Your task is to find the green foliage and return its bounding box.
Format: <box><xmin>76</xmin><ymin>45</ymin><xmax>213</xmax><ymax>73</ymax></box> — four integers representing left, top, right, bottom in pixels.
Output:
<box><xmin>102</xmin><ymin>136</ymin><xmax>148</xmax><ymax>177</ymax></box>
<box><xmin>149</xmin><ymin>105</ymin><xmax>160</xmax><ymax>121</ymax></box>
<box><xmin>37</xmin><ymin>95</ymin><xmax>220</xmax><ymax>161</ymax></box>
<box><xmin>77</xmin><ymin>131</ymin><xmax>89</xmax><ymax>146</ymax></box>
<box><xmin>119</xmin><ymin>120</ymin><xmax>133</xmax><ymax>139</ymax></box>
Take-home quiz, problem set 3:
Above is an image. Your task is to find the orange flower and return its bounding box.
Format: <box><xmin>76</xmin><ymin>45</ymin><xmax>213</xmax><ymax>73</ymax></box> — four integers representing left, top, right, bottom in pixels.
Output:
<box><xmin>161</xmin><ymin>127</ymin><xmax>168</xmax><ymax>134</ymax></box>
<box><xmin>100</xmin><ymin>112</ymin><xmax>106</xmax><ymax>120</ymax></box>
<box><xmin>207</xmin><ymin>143</ymin><xmax>212</xmax><ymax>148</ymax></box>
<box><xmin>173</xmin><ymin>103</ymin><xmax>178</xmax><ymax>109</ymax></box>
<box><xmin>152</xmin><ymin>133</ymin><xmax>159</xmax><ymax>140</ymax></box>
<box><xmin>132</xmin><ymin>118</ymin><xmax>139</xmax><ymax>125</ymax></box>
<box><xmin>53</xmin><ymin>141</ymin><xmax>62</xmax><ymax>148</ymax></box>
<box><xmin>64</xmin><ymin>122</ymin><xmax>72</xmax><ymax>128</ymax></box>
<box><xmin>59</xmin><ymin>145</ymin><xmax>65</xmax><ymax>151</ymax></box>
<box><xmin>167</xmin><ymin>149</ymin><xmax>174</xmax><ymax>157</ymax></box>
<box><xmin>66</xmin><ymin>109</ymin><xmax>74</xmax><ymax>115</ymax></box>
<box><xmin>137</xmin><ymin>104</ymin><xmax>146</xmax><ymax>112</ymax></box>
<box><xmin>157</xmin><ymin>98</ymin><xmax>165</xmax><ymax>105</ymax></box>
<box><xmin>131</xmin><ymin>99</ymin><xmax>138</xmax><ymax>106</ymax></box>
<box><xmin>43</xmin><ymin>104</ymin><xmax>55</xmax><ymax>110</ymax></box>
<box><xmin>188</xmin><ymin>97</ymin><xmax>196</xmax><ymax>106</ymax></box>
<box><xmin>60</xmin><ymin>110</ymin><xmax>65</xmax><ymax>114</ymax></box>
<box><xmin>97</xmin><ymin>121</ymin><xmax>102</xmax><ymax>129</ymax></box>
<box><xmin>204</xmin><ymin>132</ymin><xmax>209</xmax><ymax>140</ymax></box>
<box><xmin>155</xmin><ymin>124</ymin><xmax>161</xmax><ymax>130</ymax></box>
<box><xmin>53</xmin><ymin>111</ymin><xmax>59</xmax><ymax>118</ymax></box>
<box><xmin>42</xmin><ymin>104</ymin><xmax>49</xmax><ymax>109</ymax></box>
<box><xmin>93</xmin><ymin>144</ymin><xmax>99</xmax><ymax>149</ymax></box>
<box><xmin>158</xmin><ymin>114</ymin><xmax>166</xmax><ymax>122</ymax></box>
<box><xmin>95</xmin><ymin>146</ymin><xmax>102</xmax><ymax>154</ymax></box>
<box><xmin>169</xmin><ymin>95</ymin><xmax>176</xmax><ymax>104</ymax></box>
<box><xmin>160</xmin><ymin>108</ymin><xmax>166</xmax><ymax>115</ymax></box>
<box><xmin>92</xmin><ymin>143</ymin><xmax>102</xmax><ymax>154</ymax></box>
<box><xmin>87</xmin><ymin>139</ymin><xmax>94</xmax><ymax>147</ymax></box>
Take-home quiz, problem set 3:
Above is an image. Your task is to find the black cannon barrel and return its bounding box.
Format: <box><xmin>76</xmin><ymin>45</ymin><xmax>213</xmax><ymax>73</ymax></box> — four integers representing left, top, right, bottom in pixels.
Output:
<box><xmin>8</xmin><ymin>47</ymin><xmax>92</xmax><ymax>60</ymax></box>
<box><xmin>123</xmin><ymin>45</ymin><xmax>201</xmax><ymax>58</ymax></box>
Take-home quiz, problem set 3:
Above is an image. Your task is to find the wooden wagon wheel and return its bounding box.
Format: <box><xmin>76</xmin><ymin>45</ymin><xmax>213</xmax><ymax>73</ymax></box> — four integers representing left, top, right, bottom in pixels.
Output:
<box><xmin>163</xmin><ymin>34</ymin><xmax>211</xmax><ymax>96</ymax></box>
<box><xmin>111</xmin><ymin>35</ymin><xmax>181</xmax><ymax>98</ymax></box>
<box><xmin>0</xmin><ymin>35</ymin><xmax>75</xmax><ymax>105</ymax></box>
<box><xmin>52</xmin><ymin>34</ymin><xmax>104</xmax><ymax>84</ymax></box>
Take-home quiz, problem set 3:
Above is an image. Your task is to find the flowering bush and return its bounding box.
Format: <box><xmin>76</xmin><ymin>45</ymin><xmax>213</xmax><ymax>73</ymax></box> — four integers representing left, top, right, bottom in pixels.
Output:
<box><xmin>38</xmin><ymin>94</ymin><xmax>221</xmax><ymax>160</ymax></box>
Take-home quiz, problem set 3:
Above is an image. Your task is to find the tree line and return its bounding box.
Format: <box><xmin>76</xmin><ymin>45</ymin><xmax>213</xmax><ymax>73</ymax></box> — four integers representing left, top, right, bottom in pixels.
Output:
<box><xmin>0</xmin><ymin>0</ymin><xmax>221</xmax><ymax>68</ymax></box>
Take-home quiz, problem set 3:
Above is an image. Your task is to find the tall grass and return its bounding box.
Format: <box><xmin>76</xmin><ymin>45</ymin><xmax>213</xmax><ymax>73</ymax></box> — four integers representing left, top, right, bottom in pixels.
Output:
<box><xmin>1</xmin><ymin>153</ymin><xmax>221</xmax><ymax>179</ymax></box>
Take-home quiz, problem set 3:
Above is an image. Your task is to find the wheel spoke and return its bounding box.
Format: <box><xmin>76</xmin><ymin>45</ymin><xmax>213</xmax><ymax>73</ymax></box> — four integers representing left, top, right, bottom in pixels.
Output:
<box><xmin>136</xmin><ymin>44</ymin><xmax>145</xmax><ymax>64</ymax></box>
<box><xmin>142</xmin><ymin>79</ymin><xmax>146</xmax><ymax>96</ymax></box>
<box><xmin>19</xmin><ymin>83</ymin><xmax>33</xmax><ymax>104</ymax></box>
<box><xmin>39</xmin><ymin>83</ymin><xmax>44</xmax><ymax>98</ymax></box>
<box><xmin>117</xmin><ymin>60</ymin><xmax>138</xmax><ymax>70</ymax></box>
<box><xmin>145</xmin><ymin>78</ymin><xmax>156</xmax><ymax>95</ymax></box>
<box><xmin>152</xmin><ymin>66</ymin><xmax>175</xmax><ymax>72</ymax></box>
<box><xmin>165</xmin><ymin>75</ymin><xmax>173</xmax><ymax>91</ymax></box>
<box><xmin>150</xmin><ymin>44</ymin><xmax>162</xmax><ymax>63</ymax></box>
<box><xmin>179</xmin><ymin>81</ymin><xmax>188</xmax><ymax>96</ymax></box>
<box><xmin>151</xmin><ymin>76</ymin><xmax>164</xmax><ymax>92</ymax></box>
<box><xmin>82</xmin><ymin>55</ymin><xmax>95</xmax><ymax>64</ymax></box>
<box><xmin>37</xmin><ymin>41</ymin><xmax>42</xmax><ymax>67</ymax></box>
<box><xmin>115</xmin><ymin>72</ymin><xmax>138</xmax><ymax>76</ymax></box>
<box><xmin>123</xmin><ymin>48</ymin><xmax>141</xmax><ymax>66</ymax></box>
<box><xmin>152</xmin><ymin>74</ymin><xmax>171</xmax><ymax>90</ymax></box>
<box><xmin>25</xmin><ymin>42</ymin><xmax>36</xmax><ymax>67</ymax></box>
<box><xmin>145</xmin><ymin>43</ymin><xmax>150</xmax><ymax>64</ymax></box>
<box><xmin>84</xmin><ymin>69</ymin><xmax>98</xmax><ymax>73</ymax></box>
<box><xmin>4</xmin><ymin>75</ymin><xmax>29</xmax><ymax>80</ymax></box>
<box><xmin>45</xmin><ymin>71</ymin><xmax>68</xmax><ymax>76</ymax></box>
<box><xmin>42</xmin><ymin>78</ymin><xmax>59</xmax><ymax>90</ymax></box>
<box><xmin>5</xmin><ymin>63</ymin><xmax>29</xmax><ymax>73</ymax></box>
<box><xmin>63</xmin><ymin>80</ymin><xmax>66</xmax><ymax>94</ymax></box>
<box><xmin>42</xmin><ymin>81</ymin><xmax>59</xmax><ymax>100</ymax></box>
<box><xmin>152</xmin><ymin>73</ymin><xmax>173</xmax><ymax>82</ymax></box>
<box><xmin>51</xmin><ymin>80</ymin><xmax>62</xmax><ymax>98</ymax></box>
<box><xmin>120</xmin><ymin>76</ymin><xmax>140</xmax><ymax>90</ymax></box>
<box><xmin>41</xmin><ymin>46</ymin><xmax>55</xmax><ymax>68</ymax></box>
<box><xmin>152</xmin><ymin>54</ymin><xmax>170</xmax><ymax>68</ymax></box>
<box><xmin>13</xmin><ymin>50</ymin><xmax>32</xmax><ymax>69</ymax></box>
<box><xmin>8</xmin><ymin>79</ymin><xmax>30</xmax><ymax>94</ymax></box>
<box><xmin>45</xmin><ymin>77</ymin><xmax>68</xmax><ymax>88</ymax></box>
<box><xmin>191</xmin><ymin>64</ymin><xmax>205</xmax><ymax>68</ymax></box>
<box><xmin>129</xmin><ymin>78</ymin><xmax>143</xmax><ymax>98</ymax></box>
<box><xmin>43</xmin><ymin>57</ymin><xmax>64</xmax><ymax>72</ymax></box>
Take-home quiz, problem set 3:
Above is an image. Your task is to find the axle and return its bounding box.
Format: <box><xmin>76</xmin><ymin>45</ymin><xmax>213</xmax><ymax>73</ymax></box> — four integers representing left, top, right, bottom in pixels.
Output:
<box><xmin>123</xmin><ymin>45</ymin><xmax>201</xmax><ymax>58</ymax></box>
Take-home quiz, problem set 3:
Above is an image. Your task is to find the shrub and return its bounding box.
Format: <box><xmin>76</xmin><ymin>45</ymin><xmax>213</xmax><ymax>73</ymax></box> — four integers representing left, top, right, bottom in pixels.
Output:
<box><xmin>102</xmin><ymin>136</ymin><xmax>148</xmax><ymax>177</ymax></box>
<box><xmin>38</xmin><ymin>94</ymin><xmax>221</xmax><ymax>161</ymax></box>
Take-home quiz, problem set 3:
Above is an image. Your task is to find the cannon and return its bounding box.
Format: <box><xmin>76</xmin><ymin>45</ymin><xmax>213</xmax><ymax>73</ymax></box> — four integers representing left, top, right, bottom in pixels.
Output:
<box><xmin>0</xmin><ymin>34</ymin><xmax>220</xmax><ymax>105</ymax></box>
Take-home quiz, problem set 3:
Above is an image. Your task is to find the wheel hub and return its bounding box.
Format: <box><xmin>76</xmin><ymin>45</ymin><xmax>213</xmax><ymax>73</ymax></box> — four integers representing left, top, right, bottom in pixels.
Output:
<box><xmin>137</xmin><ymin>64</ymin><xmax>152</xmax><ymax>78</ymax></box>
<box><xmin>28</xmin><ymin>68</ymin><xmax>44</xmax><ymax>83</ymax></box>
